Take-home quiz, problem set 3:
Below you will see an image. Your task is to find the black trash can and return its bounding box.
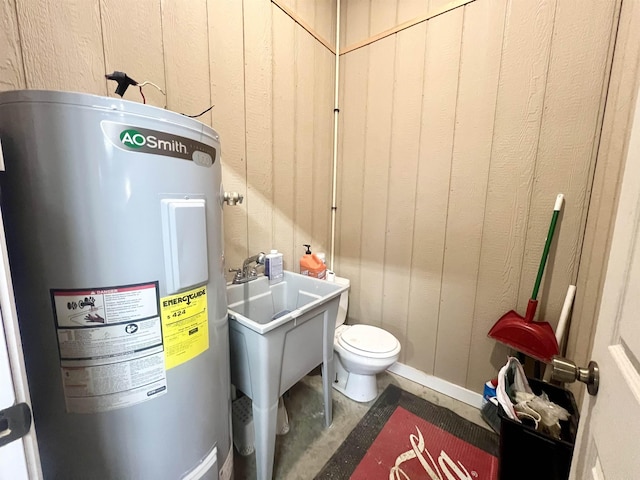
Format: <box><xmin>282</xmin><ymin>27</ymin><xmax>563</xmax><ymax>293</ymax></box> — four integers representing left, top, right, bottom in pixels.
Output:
<box><xmin>498</xmin><ymin>378</ymin><xmax>579</xmax><ymax>480</ymax></box>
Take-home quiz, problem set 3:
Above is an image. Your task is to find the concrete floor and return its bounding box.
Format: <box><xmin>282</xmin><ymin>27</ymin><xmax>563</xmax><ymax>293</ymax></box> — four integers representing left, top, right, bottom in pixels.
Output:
<box><xmin>233</xmin><ymin>370</ymin><xmax>489</xmax><ymax>479</ymax></box>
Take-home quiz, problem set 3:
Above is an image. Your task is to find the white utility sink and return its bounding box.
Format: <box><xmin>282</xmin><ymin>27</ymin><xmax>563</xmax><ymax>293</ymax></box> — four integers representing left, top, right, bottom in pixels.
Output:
<box><xmin>227</xmin><ymin>271</ymin><xmax>348</xmax><ymax>480</ymax></box>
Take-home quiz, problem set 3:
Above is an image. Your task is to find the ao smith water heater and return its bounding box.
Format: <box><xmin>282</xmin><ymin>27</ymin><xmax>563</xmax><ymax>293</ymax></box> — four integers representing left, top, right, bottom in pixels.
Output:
<box><xmin>0</xmin><ymin>90</ymin><xmax>232</xmax><ymax>479</ymax></box>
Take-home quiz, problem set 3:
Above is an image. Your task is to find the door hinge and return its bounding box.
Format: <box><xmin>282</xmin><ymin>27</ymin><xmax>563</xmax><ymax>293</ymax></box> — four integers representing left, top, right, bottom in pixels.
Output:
<box><xmin>0</xmin><ymin>403</ymin><xmax>32</xmax><ymax>448</ymax></box>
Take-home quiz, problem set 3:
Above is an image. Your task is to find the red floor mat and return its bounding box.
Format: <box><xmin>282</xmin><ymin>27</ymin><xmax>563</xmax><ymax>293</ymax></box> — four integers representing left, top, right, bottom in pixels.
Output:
<box><xmin>316</xmin><ymin>384</ymin><xmax>498</xmax><ymax>480</ymax></box>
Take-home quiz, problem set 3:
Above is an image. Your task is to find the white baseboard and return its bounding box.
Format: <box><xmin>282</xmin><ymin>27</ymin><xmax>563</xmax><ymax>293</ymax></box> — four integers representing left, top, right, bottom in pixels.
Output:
<box><xmin>387</xmin><ymin>362</ymin><xmax>484</xmax><ymax>409</ymax></box>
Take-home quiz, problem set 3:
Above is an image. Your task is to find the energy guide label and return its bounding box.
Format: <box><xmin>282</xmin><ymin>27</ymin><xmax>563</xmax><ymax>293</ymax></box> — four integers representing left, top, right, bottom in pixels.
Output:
<box><xmin>161</xmin><ymin>285</ymin><xmax>209</xmax><ymax>370</ymax></box>
<box><xmin>51</xmin><ymin>281</ymin><xmax>167</xmax><ymax>414</ymax></box>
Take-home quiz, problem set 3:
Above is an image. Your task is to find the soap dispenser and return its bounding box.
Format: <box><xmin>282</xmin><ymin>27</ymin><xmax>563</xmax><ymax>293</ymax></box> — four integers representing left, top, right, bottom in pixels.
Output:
<box><xmin>299</xmin><ymin>244</ymin><xmax>326</xmax><ymax>279</ymax></box>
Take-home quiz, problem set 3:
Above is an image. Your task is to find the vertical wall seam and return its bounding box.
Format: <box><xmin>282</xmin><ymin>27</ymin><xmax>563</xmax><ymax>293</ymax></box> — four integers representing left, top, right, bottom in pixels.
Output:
<box><xmin>337</xmin><ymin>0</ymin><xmax>341</xmax><ymax>49</ymax></box>
<box><xmin>515</xmin><ymin>0</ymin><xmax>559</xmax><ymax>306</ymax></box>
<box><xmin>356</xmin><ymin>2</ymin><xmax>372</xmax><ymax>318</ymax></box>
<box><xmin>158</xmin><ymin>0</ymin><xmax>168</xmax><ymax>101</ymax></box>
<box><xmin>97</xmin><ymin>0</ymin><xmax>108</xmax><ymax>94</ymax></box>
<box><xmin>419</xmin><ymin>0</ymin><xmax>437</xmax><ymax>368</ymax></box>
<box><xmin>335</xmin><ymin>56</ymin><xmax>341</xmax><ymax>271</ymax></box>
<box><xmin>241</xmin><ymin>0</ymin><xmax>250</xmax><ymax>257</ymax></box>
<box><xmin>205</xmin><ymin>0</ymin><xmax>213</xmax><ymax>118</ymax></box>
<box><xmin>311</xmin><ymin>36</ymin><xmax>317</xmax><ymax>250</ymax></box>
<box><xmin>406</xmin><ymin>17</ymin><xmax>430</xmax><ymax>354</ymax></box>
<box><xmin>362</xmin><ymin>1</ymin><xmax>371</xmax><ymax>289</ymax></box>
<box><xmin>13</xmin><ymin>0</ymin><xmax>28</xmax><ymax>89</ymax></box>
<box><xmin>271</xmin><ymin>3</ymin><xmax>277</xmax><ymax>247</ymax></box>
<box><xmin>380</xmin><ymin>1</ymin><xmax>400</xmax><ymax>337</ymax></box>
<box><xmin>335</xmin><ymin>0</ymin><xmax>346</xmax><ymax>274</ymax></box>
<box><xmin>361</xmin><ymin>0</ymin><xmax>372</xmax><ymax>306</ymax></box>
<box><xmin>433</xmin><ymin>7</ymin><xmax>465</xmax><ymax>376</ymax></box>
<box><xmin>443</xmin><ymin>6</ymin><xmax>467</xmax><ymax>381</ymax></box>
<box><xmin>398</xmin><ymin>14</ymin><xmax>423</xmax><ymax>348</ymax></box>
<box><xmin>466</xmin><ymin>0</ymin><xmax>509</xmax><ymax>388</ymax></box>
<box><xmin>293</xmin><ymin>22</ymin><xmax>299</xmax><ymax>258</ymax></box>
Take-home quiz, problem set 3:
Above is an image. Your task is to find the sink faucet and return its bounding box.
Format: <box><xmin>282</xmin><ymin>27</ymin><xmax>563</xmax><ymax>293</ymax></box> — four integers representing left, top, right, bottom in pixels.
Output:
<box><xmin>230</xmin><ymin>252</ymin><xmax>266</xmax><ymax>284</ymax></box>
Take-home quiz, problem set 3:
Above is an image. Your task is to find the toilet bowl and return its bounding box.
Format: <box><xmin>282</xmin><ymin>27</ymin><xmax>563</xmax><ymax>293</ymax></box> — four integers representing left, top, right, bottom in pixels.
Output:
<box><xmin>331</xmin><ymin>276</ymin><xmax>401</xmax><ymax>402</ymax></box>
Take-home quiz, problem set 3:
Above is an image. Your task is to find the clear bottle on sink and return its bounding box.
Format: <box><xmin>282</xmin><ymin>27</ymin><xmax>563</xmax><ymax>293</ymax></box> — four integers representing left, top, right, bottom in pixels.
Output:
<box><xmin>265</xmin><ymin>249</ymin><xmax>284</xmax><ymax>285</ymax></box>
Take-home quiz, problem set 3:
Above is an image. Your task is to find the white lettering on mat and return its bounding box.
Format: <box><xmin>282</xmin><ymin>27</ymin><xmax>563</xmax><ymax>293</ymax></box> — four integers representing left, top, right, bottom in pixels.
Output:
<box><xmin>389</xmin><ymin>426</ymin><xmax>473</xmax><ymax>480</ymax></box>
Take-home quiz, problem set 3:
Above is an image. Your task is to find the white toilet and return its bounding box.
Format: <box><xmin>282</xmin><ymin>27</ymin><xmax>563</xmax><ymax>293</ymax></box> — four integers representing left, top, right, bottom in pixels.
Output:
<box><xmin>332</xmin><ymin>276</ymin><xmax>401</xmax><ymax>402</ymax></box>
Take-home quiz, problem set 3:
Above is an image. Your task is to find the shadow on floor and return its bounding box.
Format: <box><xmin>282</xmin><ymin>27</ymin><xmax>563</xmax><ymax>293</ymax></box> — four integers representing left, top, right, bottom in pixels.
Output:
<box><xmin>232</xmin><ymin>371</ymin><xmax>487</xmax><ymax>479</ymax></box>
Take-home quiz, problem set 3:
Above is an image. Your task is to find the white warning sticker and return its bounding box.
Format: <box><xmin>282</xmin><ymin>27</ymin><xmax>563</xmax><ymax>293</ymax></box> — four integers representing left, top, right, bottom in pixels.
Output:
<box><xmin>51</xmin><ymin>282</ymin><xmax>167</xmax><ymax>414</ymax></box>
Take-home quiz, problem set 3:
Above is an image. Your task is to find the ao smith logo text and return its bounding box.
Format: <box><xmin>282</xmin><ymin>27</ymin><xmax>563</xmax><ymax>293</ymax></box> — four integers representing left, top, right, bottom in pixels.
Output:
<box><xmin>101</xmin><ymin>121</ymin><xmax>217</xmax><ymax>163</ymax></box>
<box><xmin>120</xmin><ymin>129</ymin><xmax>188</xmax><ymax>155</ymax></box>
<box><xmin>163</xmin><ymin>288</ymin><xmax>206</xmax><ymax>308</ymax></box>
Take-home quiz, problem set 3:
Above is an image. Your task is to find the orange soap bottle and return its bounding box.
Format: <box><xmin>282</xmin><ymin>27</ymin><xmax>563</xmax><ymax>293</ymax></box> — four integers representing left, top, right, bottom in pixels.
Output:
<box><xmin>299</xmin><ymin>244</ymin><xmax>326</xmax><ymax>279</ymax></box>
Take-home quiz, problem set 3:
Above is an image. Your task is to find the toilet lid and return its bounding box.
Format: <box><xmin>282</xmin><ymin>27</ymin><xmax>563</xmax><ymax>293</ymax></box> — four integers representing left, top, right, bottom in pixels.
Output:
<box><xmin>338</xmin><ymin>324</ymin><xmax>399</xmax><ymax>355</ymax></box>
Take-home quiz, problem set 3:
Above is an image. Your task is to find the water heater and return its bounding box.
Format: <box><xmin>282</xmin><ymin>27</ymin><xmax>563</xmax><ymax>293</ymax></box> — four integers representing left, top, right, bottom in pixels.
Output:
<box><xmin>0</xmin><ymin>90</ymin><xmax>232</xmax><ymax>479</ymax></box>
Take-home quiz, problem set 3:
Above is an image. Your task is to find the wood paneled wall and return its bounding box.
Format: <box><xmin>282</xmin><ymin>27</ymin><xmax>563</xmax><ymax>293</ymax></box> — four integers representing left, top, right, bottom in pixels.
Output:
<box><xmin>1</xmin><ymin>0</ymin><xmax>630</xmax><ymax>398</ymax></box>
<box><xmin>0</xmin><ymin>0</ymin><xmax>337</xmax><ymax>278</ymax></box>
<box><xmin>336</xmin><ymin>0</ymin><xmax>620</xmax><ymax>392</ymax></box>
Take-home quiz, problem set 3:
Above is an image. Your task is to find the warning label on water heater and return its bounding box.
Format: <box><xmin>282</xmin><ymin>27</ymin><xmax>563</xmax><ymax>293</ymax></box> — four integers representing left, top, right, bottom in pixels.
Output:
<box><xmin>51</xmin><ymin>282</ymin><xmax>167</xmax><ymax>414</ymax></box>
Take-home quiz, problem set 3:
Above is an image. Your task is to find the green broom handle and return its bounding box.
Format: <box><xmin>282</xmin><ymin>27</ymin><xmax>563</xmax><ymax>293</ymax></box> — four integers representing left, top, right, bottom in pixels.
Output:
<box><xmin>532</xmin><ymin>194</ymin><xmax>564</xmax><ymax>300</ymax></box>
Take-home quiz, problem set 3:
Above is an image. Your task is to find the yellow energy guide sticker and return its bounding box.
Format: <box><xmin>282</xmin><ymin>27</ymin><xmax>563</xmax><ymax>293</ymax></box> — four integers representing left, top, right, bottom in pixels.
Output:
<box><xmin>160</xmin><ymin>286</ymin><xmax>209</xmax><ymax>369</ymax></box>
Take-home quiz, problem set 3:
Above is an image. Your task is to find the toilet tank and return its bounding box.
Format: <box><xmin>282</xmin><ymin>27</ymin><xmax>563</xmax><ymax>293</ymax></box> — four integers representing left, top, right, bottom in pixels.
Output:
<box><xmin>333</xmin><ymin>276</ymin><xmax>350</xmax><ymax>326</ymax></box>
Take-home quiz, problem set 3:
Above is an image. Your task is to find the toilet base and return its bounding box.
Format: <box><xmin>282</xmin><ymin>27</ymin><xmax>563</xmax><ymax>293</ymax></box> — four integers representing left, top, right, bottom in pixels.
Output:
<box><xmin>332</xmin><ymin>355</ymin><xmax>379</xmax><ymax>403</ymax></box>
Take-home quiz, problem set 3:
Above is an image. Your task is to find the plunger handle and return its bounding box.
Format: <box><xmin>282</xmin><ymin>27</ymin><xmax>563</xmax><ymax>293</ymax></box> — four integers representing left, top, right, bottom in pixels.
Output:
<box><xmin>531</xmin><ymin>194</ymin><xmax>564</xmax><ymax>300</ymax></box>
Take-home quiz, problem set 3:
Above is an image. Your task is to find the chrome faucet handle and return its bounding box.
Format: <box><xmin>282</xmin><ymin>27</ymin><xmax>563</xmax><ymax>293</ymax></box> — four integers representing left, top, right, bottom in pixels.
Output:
<box><xmin>223</xmin><ymin>191</ymin><xmax>244</xmax><ymax>206</ymax></box>
<box><xmin>228</xmin><ymin>268</ymin><xmax>243</xmax><ymax>283</ymax></box>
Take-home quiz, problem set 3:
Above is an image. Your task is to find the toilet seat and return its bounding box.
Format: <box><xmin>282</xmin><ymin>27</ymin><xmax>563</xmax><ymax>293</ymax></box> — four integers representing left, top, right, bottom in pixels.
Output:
<box><xmin>337</xmin><ymin>324</ymin><xmax>400</xmax><ymax>359</ymax></box>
